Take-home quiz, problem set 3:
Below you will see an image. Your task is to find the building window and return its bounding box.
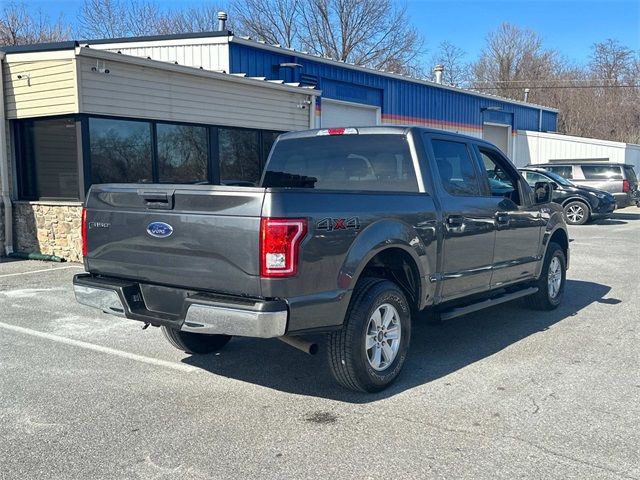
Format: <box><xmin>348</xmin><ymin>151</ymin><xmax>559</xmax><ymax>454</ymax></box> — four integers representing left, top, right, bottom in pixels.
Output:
<box><xmin>219</xmin><ymin>128</ymin><xmax>261</xmax><ymax>186</ymax></box>
<box><xmin>157</xmin><ymin>123</ymin><xmax>208</xmax><ymax>183</ymax></box>
<box><xmin>16</xmin><ymin>117</ymin><xmax>79</xmax><ymax>201</ymax></box>
<box><xmin>89</xmin><ymin>117</ymin><xmax>153</xmax><ymax>184</ymax></box>
<box><xmin>262</xmin><ymin>131</ymin><xmax>281</xmax><ymax>161</ymax></box>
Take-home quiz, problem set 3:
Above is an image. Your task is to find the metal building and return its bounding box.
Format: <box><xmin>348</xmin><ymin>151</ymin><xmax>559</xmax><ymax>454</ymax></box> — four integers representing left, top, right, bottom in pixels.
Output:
<box><xmin>0</xmin><ymin>27</ymin><xmax>561</xmax><ymax>261</ymax></box>
<box><xmin>88</xmin><ymin>30</ymin><xmax>558</xmax><ymax>159</ymax></box>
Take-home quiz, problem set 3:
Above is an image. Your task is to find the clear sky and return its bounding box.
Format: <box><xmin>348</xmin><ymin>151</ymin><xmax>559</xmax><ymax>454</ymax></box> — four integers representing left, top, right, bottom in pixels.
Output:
<box><xmin>28</xmin><ymin>0</ymin><xmax>640</xmax><ymax>66</ymax></box>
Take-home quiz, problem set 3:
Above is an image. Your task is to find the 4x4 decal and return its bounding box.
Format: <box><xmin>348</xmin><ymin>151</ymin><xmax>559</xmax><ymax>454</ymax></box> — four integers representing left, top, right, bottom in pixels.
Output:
<box><xmin>316</xmin><ymin>217</ymin><xmax>360</xmax><ymax>231</ymax></box>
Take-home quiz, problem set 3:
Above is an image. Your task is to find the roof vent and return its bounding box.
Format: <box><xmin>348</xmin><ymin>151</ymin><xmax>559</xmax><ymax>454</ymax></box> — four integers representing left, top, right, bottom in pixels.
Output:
<box><xmin>217</xmin><ymin>11</ymin><xmax>228</xmax><ymax>31</ymax></box>
<box><xmin>433</xmin><ymin>64</ymin><xmax>444</xmax><ymax>84</ymax></box>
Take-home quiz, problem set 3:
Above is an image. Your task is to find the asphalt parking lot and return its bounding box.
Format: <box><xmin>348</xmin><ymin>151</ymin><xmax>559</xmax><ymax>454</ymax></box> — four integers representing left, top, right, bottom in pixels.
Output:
<box><xmin>0</xmin><ymin>208</ymin><xmax>638</xmax><ymax>480</ymax></box>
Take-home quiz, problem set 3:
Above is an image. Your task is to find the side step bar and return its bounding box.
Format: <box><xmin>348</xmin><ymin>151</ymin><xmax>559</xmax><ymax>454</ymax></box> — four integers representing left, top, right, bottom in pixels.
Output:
<box><xmin>439</xmin><ymin>287</ymin><xmax>538</xmax><ymax>322</ymax></box>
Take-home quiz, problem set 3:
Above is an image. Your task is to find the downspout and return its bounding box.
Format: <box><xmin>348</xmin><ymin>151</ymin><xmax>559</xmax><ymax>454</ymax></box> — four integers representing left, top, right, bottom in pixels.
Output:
<box><xmin>309</xmin><ymin>94</ymin><xmax>316</xmax><ymax>129</ymax></box>
<box><xmin>0</xmin><ymin>51</ymin><xmax>14</xmax><ymax>256</ymax></box>
<box><xmin>538</xmin><ymin>108</ymin><xmax>543</xmax><ymax>132</ymax></box>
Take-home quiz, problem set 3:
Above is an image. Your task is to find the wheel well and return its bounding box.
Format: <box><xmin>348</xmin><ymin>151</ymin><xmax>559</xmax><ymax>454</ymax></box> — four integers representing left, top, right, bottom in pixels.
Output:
<box><xmin>549</xmin><ymin>229</ymin><xmax>569</xmax><ymax>259</ymax></box>
<box><xmin>562</xmin><ymin>197</ymin><xmax>590</xmax><ymax>210</ymax></box>
<box><xmin>358</xmin><ymin>248</ymin><xmax>421</xmax><ymax>309</ymax></box>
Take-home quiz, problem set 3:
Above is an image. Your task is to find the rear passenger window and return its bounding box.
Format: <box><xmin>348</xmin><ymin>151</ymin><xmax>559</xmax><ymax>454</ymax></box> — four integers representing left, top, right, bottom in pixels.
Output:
<box><xmin>581</xmin><ymin>165</ymin><xmax>623</xmax><ymax>180</ymax></box>
<box><xmin>262</xmin><ymin>134</ymin><xmax>419</xmax><ymax>192</ymax></box>
<box><xmin>431</xmin><ymin>140</ymin><xmax>481</xmax><ymax>196</ymax></box>
<box><xmin>546</xmin><ymin>166</ymin><xmax>573</xmax><ymax>179</ymax></box>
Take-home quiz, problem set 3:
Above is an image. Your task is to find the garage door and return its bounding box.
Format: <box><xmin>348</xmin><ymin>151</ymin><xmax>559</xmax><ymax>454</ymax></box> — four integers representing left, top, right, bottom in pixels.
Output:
<box><xmin>483</xmin><ymin>123</ymin><xmax>510</xmax><ymax>156</ymax></box>
<box><xmin>321</xmin><ymin>100</ymin><xmax>379</xmax><ymax>128</ymax></box>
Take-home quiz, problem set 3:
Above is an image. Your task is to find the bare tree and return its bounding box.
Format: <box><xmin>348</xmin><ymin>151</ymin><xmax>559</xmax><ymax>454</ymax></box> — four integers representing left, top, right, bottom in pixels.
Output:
<box><xmin>232</xmin><ymin>0</ymin><xmax>423</xmax><ymax>74</ymax></box>
<box><xmin>0</xmin><ymin>1</ymin><xmax>70</xmax><ymax>45</ymax></box>
<box><xmin>158</xmin><ymin>4</ymin><xmax>231</xmax><ymax>35</ymax></box>
<box><xmin>232</xmin><ymin>0</ymin><xmax>299</xmax><ymax>47</ymax></box>
<box><xmin>299</xmin><ymin>0</ymin><xmax>422</xmax><ymax>72</ymax></box>
<box><xmin>430</xmin><ymin>41</ymin><xmax>469</xmax><ymax>86</ymax></box>
<box><xmin>79</xmin><ymin>0</ymin><xmax>228</xmax><ymax>38</ymax></box>
<box><xmin>471</xmin><ymin>23</ymin><xmax>559</xmax><ymax>99</ymax></box>
<box><xmin>589</xmin><ymin>38</ymin><xmax>635</xmax><ymax>85</ymax></box>
<box><xmin>78</xmin><ymin>0</ymin><xmax>166</xmax><ymax>38</ymax></box>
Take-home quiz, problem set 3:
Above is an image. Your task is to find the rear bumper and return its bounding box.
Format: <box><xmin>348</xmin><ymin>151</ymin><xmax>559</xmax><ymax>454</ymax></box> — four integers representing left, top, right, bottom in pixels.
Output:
<box><xmin>612</xmin><ymin>193</ymin><xmax>630</xmax><ymax>208</ymax></box>
<box><xmin>73</xmin><ymin>274</ymin><xmax>288</xmax><ymax>338</ymax></box>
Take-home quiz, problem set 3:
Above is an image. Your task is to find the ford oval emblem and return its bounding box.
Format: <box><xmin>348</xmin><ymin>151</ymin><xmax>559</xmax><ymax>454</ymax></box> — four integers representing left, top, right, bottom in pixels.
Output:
<box><xmin>147</xmin><ymin>222</ymin><xmax>173</xmax><ymax>238</ymax></box>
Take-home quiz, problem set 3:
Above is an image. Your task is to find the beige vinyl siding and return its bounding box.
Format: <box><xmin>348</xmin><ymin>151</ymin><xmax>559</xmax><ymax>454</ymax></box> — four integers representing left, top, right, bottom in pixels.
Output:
<box><xmin>3</xmin><ymin>59</ymin><xmax>78</xmax><ymax>119</ymax></box>
<box><xmin>78</xmin><ymin>55</ymin><xmax>311</xmax><ymax>131</ymax></box>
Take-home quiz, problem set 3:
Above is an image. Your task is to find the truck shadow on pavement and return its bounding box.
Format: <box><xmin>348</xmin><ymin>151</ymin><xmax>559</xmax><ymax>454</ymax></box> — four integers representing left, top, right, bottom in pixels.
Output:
<box><xmin>182</xmin><ymin>279</ymin><xmax>615</xmax><ymax>402</ymax></box>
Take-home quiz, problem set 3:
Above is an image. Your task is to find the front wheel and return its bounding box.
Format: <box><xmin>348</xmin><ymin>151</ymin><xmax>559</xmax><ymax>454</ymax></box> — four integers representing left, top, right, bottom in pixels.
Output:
<box><xmin>161</xmin><ymin>326</ymin><xmax>232</xmax><ymax>354</ymax></box>
<box><xmin>327</xmin><ymin>278</ymin><xmax>411</xmax><ymax>393</ymax></box>
<box><xmin>524</xmin><ymin>242</ymin><xmax>566</xmax><ymax>310</ymax></box>
<box><xmin>563</xmin><ymin>200</ymin><xmax>590</xmax><ymax>225</ymax></box>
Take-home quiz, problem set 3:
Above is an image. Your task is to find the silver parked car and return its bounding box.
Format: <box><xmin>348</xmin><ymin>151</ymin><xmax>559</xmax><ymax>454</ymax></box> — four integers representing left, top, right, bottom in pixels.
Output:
<box><xmin>531</xmin><ymin>162</ymin><xmax>638</xmax><ymax>208</ymax></box>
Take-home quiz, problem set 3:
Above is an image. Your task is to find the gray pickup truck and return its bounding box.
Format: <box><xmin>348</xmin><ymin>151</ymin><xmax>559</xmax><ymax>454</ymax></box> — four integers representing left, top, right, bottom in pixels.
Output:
<box><xmin>74</xmin><ymin>126</ymin><xmax>569</xmax><ymax>392</ymax></box>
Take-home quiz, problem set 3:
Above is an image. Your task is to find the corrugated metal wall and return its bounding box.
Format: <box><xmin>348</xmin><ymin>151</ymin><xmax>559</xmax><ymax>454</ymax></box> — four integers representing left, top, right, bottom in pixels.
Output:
<box><xmin>513</xmin><ymin>131</ymin><xmax>640</xmax><ymax>170</ymax></box>
<box><xmin>229</xmin><ymin>42</ymin><xmax>558</xmax><ymax>135</ymax></box>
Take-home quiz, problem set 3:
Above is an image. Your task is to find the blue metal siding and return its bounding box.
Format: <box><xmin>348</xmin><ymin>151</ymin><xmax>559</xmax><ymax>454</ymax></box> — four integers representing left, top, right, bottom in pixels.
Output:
<box><xmin>541</xmin><ymin>110</ymin><xmax>558</xmax><ymax>132</ymax></box>
<box><xmin>230</xmin><ymin>43</ymin><xmax>557</xmax><ymax>133</ymax></box>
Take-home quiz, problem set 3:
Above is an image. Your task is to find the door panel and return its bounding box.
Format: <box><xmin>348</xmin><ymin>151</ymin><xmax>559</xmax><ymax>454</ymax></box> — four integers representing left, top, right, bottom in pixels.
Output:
<box><xmin>475</xmin><ymin>147</ymin><xmax>542</xmax><ymax>287</ymax></box>
<box><xmin>426</xmin><ymin>136</ymin><xmax>496</xmax><ymax>300</ymax></box>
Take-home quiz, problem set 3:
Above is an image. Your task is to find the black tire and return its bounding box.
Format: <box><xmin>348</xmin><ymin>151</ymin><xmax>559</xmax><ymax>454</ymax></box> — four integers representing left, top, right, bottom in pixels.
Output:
<box><xmin>524</xmin><ymin>242</ymin><xmax>566</xmax><ymax>311</ymax></box>
<box><xmin>161</xmin><ymin>326</ymin><xmax>231</xmax><ymax>354</ymax></box>
<box><xmin>327</xmin><ymin>278</ymin><xmax>411</xmax><ymax>393</ymax></box>
<box><xmin>563</xmin><ymin>200</ymin><xmax>590</xmax><ymax>225</ymax></box>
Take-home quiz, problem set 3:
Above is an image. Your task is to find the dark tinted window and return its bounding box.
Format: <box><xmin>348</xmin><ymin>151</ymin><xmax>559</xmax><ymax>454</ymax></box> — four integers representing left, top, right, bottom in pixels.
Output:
<box><xmin>219</xmin><ymin>128</ymin><xmax>261</xmax><ymax>186</ymax></box>
<box><xmin>157</xmin><ymin>123</ymin><xmax>208</xmax><ymax>183</ymax></box>
<box><xmin>581</xmin><ymin>165</ymin><xmax>623</xmax><ymax>180</ymax></box>
<box><xmin>17</xmin><ymin>117</ymin><xmax>79</xmax><ymax>200</ymax></box>
<box><xmin>89</xmin><ymin>118</ymin><xmax>152</xmax><ymax>184</ymax></box>
<box><xmin>432</xmin><ymin>140</ymin><xmax>481</xmax><ymax>196</ymax></box>
<box><xmin>263</xmin><ymin>134</ymin><xmax>418</xmax><ymax>192</ymax></box>
<box><xmin>545</xmin><ymin>165</ymin><xmax>573</xmax><ymax>179</ymax></box>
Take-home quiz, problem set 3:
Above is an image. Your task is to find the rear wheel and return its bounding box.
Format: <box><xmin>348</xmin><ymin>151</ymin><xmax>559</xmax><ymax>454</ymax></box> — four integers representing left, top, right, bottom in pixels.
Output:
<box><xmin>524</xmin><ymin>242</ymin><xmax>566</xmax><ymax>310</ymax></box>
<box><xmin>161</xmin><ymin>326</ymin><xmax>231</xmax><ymax>354</ymax></box>
<box><xmin>327</xmin><ymin>278</ymin><xmax>411</xmax><ymax>393</ymax></box>
<box><xmin>563</xmin><ymin>200</ymin><xmax>590</xmax><ymax>225</ymax></box>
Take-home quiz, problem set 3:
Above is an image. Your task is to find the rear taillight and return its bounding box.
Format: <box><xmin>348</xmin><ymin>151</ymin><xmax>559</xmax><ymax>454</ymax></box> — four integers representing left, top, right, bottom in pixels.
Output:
<box><xmin>81</xmin><ymin>207</ymin><xmax>88</xmax><ymax>257</ymax></box>
<box><xmin>260</xmin><ymin>218</ymin><xmax>307</xmax><ymax>277</ymax></box>
<box><xmin>623</xmin><ymin>179</ymin><xmax>630</xmax><ymax>193</ymax></box>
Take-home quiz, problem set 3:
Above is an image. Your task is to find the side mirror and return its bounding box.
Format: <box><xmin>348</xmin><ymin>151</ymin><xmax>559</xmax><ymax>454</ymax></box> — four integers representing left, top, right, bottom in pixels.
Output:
<box><xmin>534</xmin><ymin>181</ymin><xmax>553</xmax><ymax>204</ymax></box>
<box><xmin>550</xmin><ymin>181</ymin><xmax>559</xmax><ymax>190</ymax></box>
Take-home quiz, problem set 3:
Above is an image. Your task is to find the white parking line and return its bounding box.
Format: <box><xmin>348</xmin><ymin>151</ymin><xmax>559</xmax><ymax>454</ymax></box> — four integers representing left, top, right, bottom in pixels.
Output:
<box><xmin>0</xmin><ymin>265</ymin><xmax>84</xmax><ymax>278</ymax></box>
<box><xmin>0</xmin><ymin>321</ymin><xmax>199</xmax><ymax>373</ymax></box>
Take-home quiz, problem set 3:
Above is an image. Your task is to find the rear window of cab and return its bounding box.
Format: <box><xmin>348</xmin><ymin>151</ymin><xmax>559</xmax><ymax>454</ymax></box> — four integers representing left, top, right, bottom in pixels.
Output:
<box><xmin>262</xmin><ymin>134</ymin><xmax>419</xmax><ymax>192</ymax></box>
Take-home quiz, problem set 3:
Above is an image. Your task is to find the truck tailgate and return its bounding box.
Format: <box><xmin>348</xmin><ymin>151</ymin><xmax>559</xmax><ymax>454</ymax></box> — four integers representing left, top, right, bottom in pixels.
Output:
<box><xmin>85</xmin><ymin>184</ymin><xmax>265</xmax><ymax>296</ymax></box>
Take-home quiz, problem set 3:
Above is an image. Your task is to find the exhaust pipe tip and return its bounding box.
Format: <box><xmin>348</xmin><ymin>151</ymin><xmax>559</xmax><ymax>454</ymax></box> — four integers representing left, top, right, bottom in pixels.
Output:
<box><xmin>278</xmin><ymin>336</ymin><xmax>318</xmax><ymax>355</ymax></box>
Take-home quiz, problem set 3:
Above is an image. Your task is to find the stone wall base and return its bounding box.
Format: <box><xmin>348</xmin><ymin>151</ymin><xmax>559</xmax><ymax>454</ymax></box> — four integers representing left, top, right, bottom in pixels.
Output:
<box><xmin>13</xmin><ymin>202</ymin><xmax>83</xmax><ymax>262</ymax></box>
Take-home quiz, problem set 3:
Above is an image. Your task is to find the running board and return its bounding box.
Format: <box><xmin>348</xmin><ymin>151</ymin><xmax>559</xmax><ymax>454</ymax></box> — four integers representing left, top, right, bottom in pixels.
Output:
<box><xmin>439</xmin><ymin>287</ymin><xmax>538</xmax><ymax>322</ymax></box>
